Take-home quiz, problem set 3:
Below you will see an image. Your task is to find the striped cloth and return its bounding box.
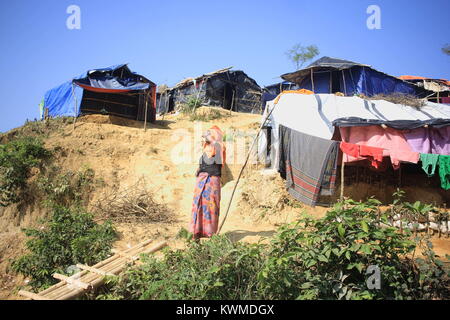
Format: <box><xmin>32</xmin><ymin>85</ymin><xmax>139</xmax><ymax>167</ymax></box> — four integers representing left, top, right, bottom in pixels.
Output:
<box><xmin>279</xmin><ymin>125</ymin><xmax>339</xmax><ymax>207</ymax></box>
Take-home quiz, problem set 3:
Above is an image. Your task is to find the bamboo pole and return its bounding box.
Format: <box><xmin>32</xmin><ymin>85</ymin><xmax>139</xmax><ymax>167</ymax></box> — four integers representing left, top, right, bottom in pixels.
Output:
<box><xmin>230</xmin><ymin>90</ymin><xmax>235</xmax><ymax>114</ymax></box>
<box><xmin>342</xmin><ymin>70</ymin><xmax>347</xmax><ymax>96</ymax></box>
<box><xmin>46</xmin><ymin>240</ymin><xmax>164</xmax><ymax>299</ymax></box>
<box><xmin>18</xmin><ymin>290</ymin><xmax>50</xmax><ymax>300</ymax></box>
<box><xmin>56</xmin><ymin>241</ymin><xmax>167</xmax><ymax>300</ymax></box>
<box><xmin>53</xmin><ymin>273</ymin><xmax>91</xmax><ymax>290</ymax></box>
<box><xmin>340</xmin><ymin>156</ymin><xmax>345</xmax><ymax>201</ymax></box>
<box><xmin>144</xmin><ymin>92</ymin><xmax>149</xmax><ymax>131</ymax></box>
<box><xmin>311</xmin><ymin>69</ymin><xmax>315</xmax><ymax>92</ymax></box>
<box><xmin>76</xmin><ymin>264</ymin><xmax>115</xmax><ymax>277</ymax></box>
<box><xmin>329</xmin><ymin>71</ymin><xmax>332</xmax><ymax>93</ymax></box>
<box><xmin>38</xmin><ymin>239</ymin><xmax>155</xmax><ymax>299</ymax></box>
<box><xmin>218</xmin><ymin>101</ymin><xmax>278</xmax><ymax>233</ymax></box>
<box><xmin>72</xmin><ymin>83</ymin><xmax>78</xmax><ymax>131</ymax></box>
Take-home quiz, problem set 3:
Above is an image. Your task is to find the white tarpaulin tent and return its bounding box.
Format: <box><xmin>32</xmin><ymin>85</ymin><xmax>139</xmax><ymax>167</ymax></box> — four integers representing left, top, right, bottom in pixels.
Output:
<box><xmin>259</xmin><ymin>93</ymin><xmax>450</xmax><ymax>168</ymax></box>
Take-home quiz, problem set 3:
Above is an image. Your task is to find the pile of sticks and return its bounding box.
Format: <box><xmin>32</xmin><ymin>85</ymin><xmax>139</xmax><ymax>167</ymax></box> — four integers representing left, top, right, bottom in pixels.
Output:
<box><xmin>18</xmin><ymin>240</ymin><xmax>167</xmax><ymax>300</ymax></box>
<box><xmin>92</xmin><ymin>180</ymin><xmax>173</xmax><ymax>223</ymax></box>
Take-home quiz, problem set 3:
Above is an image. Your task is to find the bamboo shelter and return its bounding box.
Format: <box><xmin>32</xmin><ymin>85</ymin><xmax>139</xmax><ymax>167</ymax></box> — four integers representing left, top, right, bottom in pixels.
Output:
<box><xmin>18</xmin><ymin>240</ymin><xmax>167</xmax><ymax>300</ymax></box>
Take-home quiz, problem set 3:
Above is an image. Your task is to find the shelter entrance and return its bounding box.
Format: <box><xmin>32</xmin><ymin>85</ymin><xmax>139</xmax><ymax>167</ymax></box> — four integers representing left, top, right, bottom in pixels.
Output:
<box><xmin>331</xmin><ymin>71</ymin><xmax>342</xmax><ymax>93</ymax></box>
<box><xmin>222</xmin><ymin>83</ymin><xmax>235</xmax><ymax>110</ymax></box>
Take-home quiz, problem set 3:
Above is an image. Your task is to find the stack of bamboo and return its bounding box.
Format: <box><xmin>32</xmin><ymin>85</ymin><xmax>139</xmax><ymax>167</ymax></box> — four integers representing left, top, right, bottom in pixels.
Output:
<box><xmin>18</xmin><ymin>240</ymin><xmax>167</xmax><ymax>300</ymax></box>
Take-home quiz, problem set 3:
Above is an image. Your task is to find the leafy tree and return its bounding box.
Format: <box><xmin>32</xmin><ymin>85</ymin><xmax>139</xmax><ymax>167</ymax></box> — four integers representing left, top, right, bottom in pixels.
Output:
<box><xmin>286</xmin><ymin>44</ymin><xmax>320</xmax><ymax>70</ymax></box>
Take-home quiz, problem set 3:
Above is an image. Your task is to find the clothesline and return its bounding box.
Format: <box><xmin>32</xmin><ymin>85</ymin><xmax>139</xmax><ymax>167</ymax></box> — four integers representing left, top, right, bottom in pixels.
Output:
<box><xmin>338</xmin><ymin>140</ymin><xmax>449</xmax><ymax>190</ymax></box>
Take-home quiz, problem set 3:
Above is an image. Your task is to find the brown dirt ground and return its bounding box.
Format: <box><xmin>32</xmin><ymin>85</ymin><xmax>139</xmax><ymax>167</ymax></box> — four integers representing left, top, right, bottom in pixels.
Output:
<box><xmin>0</xmin><ymin>107</ymin><xmax>448</xmax><ymax>299</ymax></box>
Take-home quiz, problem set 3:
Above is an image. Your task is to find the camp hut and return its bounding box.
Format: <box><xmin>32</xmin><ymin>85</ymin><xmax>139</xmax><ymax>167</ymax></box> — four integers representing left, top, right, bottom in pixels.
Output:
<box><xmin>281</xmin><ymin>56</ymin><xmax>431</xmax><ymax>98</ymax></box>
<box><xmin>165</xmin><ymin>67</ymin><xmax>262</xmax><ymax>114</ymax></box>
<box><xmin>43</xmin><ymin>64</ymin><xmax>157</xmax><ymax>123</ymax></box>
<box><xmin>399</xmin><ymin>75</ymin><xmax>450</xmax><ymax>104</ymax></box>
<box><xmin>259</xmin><ymin>92</ymin><xmax>450</xmax><ymax>207</ymax></box>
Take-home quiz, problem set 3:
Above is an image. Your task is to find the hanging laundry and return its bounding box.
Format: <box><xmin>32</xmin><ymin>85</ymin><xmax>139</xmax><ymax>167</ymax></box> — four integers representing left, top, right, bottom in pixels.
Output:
<box><xmin>340</xmin><ymin>142</ymin><xmax>385</xmax><ymax>169</ymax></box>
<box><xmin>340</xmin><ymin>141</ymin><xmax>359</xmax><ymax>158</ymax></box>
<box><xmin>431</xmin><ymin>127</ymin><xmax>450</xmax><ymax>155</ymax></box>
<box><xmin>359</xmin><ymin>145</ymin><xmax>384</xmax><ymax>169</ymax></box>
<box><xmin>339</xmin><ymin>126</ymin><xmax>419</xmax><ymax>170</ymax></box>
<box><xmin>403</xmin><ymin>127</ymin><xmax>450</xmax><ymax>155</ymax></box>
<box><xmin>420</xmin><ymin>153</ymin><xmax>439</xmax><ymax>177</ymax></box>
<box><xmin>279</xmin><ymin>125</ymin><xmax>339</xmax><ymax>207</ymax></box>
<box><xmin>438</xmin><ymin>155</ymin><xmax>450</xmax><ymax>190</ymax></box>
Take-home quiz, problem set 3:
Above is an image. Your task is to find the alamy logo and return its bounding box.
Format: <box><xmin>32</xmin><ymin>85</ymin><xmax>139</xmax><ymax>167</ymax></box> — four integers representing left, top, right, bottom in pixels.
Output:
<box><xmin>366</xmin><ymin>265</ymin><xmax>381</xmax><ymax>290</ymax></box>
<box><xmin>66</xmin><ymin>5</ymin><xmax>81</xmax><ymax>30</ymax></box>
<box><xmin>366</xmin><ymin>5</ymin><xmax>382</xmax><ymax>30</ymax></box>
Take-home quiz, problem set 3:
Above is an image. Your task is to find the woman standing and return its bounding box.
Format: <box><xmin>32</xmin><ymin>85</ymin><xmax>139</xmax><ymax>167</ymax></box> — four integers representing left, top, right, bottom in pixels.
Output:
<box><xmin>189</xmin><ymin>126</ymin><xmax>226</xmax><ymax>240</ymax></box>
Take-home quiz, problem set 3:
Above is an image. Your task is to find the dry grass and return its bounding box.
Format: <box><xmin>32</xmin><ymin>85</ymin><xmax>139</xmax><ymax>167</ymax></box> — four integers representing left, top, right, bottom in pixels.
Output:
<box><xmin>368</xmin><ymin>94</ymin><xmax>426</xmax><ymax>108</ymax></box>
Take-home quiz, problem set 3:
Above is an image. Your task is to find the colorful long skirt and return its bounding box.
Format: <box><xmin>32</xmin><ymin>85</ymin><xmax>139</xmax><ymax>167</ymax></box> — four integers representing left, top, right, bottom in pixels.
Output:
<box><xmin>189</xmin><ymin>172</ymin><xmax>221</xmax><ymax>239</ymax></box>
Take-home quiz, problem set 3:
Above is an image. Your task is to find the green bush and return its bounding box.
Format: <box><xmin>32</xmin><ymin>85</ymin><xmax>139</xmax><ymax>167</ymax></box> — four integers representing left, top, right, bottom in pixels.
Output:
<box><xmin>97</xmin><ymin>235</ymin><xmax>265</xmax><ymax>300</ymax></box>
<box><xmin>0</xmin><ymin>137</ymin><xmax>51</xmax><ymax>206</ymax></box>
<box><xmin>97</xmin><ymin>198</ymin><xmax>449</xmax><ymax>300</ymax></box>
<box><xmin>189</xmin><ymin>108</ymin><xmax>225</xmax><ymax>122</ymax></box>
<box><xmin>37</xmin><ymin>166</ymin><xmax>96</xmax><ymax>207</ymax></box>
<box><xmin>177</xmin><ymin>95</ymin><xmax>203</xmax><ymax>115</ymax></box>
<box><xmin>11</xmin><ymin>205</ymin><xmax>117</xmax><ymax>290</ymax></box>
<box><xmin>259</xmin><ymin>198</ymin><xmax>449</xmax><ymax>300</ymax></box>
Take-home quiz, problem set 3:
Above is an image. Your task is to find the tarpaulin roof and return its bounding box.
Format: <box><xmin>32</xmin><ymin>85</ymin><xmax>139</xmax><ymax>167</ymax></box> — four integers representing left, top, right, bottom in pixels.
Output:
<box><xmin>43</xmin><ymin>64</ymin><xmax>155</xmax><ymax>119</ymax></box>
<box><xmin>263</xmin><ymin>93</ymin><xmax>450</xmax><ymax>140</ymax></box>
<box><xmin>258</xmin><ymin>93</ymin><xmax>450</xmax><ymax>170</ymax></box>
<box><xmin>281</xmin><ymin>56</ymin><xmax>370</xmax><ymax>83</ymax></box>
<box><xmin>172</xmin><ymin>67</ymin><xmax>233</xmax><ymax>89</ymax></box>
<box><xmin>280</xmin><ymin>56</ymin><xmax>429</xmax><ymax>98</ymax></box>
<box><xmin>73</xmin><ymin>64</ymin><xmax>155</xmax><ymax>93</ymax></box>
<box><xmin>399</xmin><ymin>75</ymin><xmax>450</xmax><ymax>87</ymax></box>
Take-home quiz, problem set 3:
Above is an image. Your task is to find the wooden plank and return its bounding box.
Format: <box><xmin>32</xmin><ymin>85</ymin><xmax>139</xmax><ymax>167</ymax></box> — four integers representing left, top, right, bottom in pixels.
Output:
<box><xmin>53</xmin><ymin>273</ymin><xmax>91</xmax><ymax>290</ymax></box>
<box><xmin>18</xmin><ymin>290</ymin><xmax>50</xmax><ymax>300</ymax></box>
<box><xmin>76</xmin><ymin>264</ymin><xmax>115</xmax><ymax>277</ymax></box>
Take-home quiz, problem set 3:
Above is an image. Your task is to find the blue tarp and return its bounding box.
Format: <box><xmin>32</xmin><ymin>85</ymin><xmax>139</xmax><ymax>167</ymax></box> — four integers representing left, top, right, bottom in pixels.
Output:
<box><xmin>281</xmin><ymin>57</ymin><xmax>427</xmax><ymax>97</ymax></box>
<box><xmin>43</xmin><ymin>81</ymin><xmax>83</xmax><ymax>119</ymax></box>
<box><xmin>42</xmin><ymin>64</ymin><xmax>152</xmax><ymax>119</ymax></box>
<box><xmin>294</xmin><ymin>66</ymin><xmax>418</xmax><ymax>96</ymax></box>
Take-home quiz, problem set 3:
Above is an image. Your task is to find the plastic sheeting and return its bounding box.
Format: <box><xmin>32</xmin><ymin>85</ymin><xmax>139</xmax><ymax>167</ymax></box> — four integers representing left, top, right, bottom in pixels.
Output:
<box><xmin>43</xmin><ymin>64</ymin><xmax>155</xmax><ymax>119</ymax></box>
<box><xmin>258</xmin><ymin>93</ymin><xmax>450</xmax><ymax>168</ymax></box>
<box><xmin>281</xmin><ymin>56</ymin><xmax>428</xmax><ymax>97</ymax></box>
<box><xmin>43</xmin><ymin>82</ymin><xmax>83</xmax><ymax>119</ymax></box>
<box><xmin>168</xmin><ymin>70</ymin><xmax>262</xmax><ymax>114</ymax></box>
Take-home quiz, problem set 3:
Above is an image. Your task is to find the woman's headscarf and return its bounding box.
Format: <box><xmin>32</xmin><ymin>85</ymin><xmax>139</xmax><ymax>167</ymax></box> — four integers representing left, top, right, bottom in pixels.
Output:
<box><xmin>203</xmin><ymin>125</ymin><xmax>226</xmax><ymax>166</ymax></box>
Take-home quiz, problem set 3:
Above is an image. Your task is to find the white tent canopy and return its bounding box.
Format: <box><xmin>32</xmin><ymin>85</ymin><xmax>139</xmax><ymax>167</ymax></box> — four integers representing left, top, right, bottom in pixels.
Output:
<box><xmin>258</xmin><ymin>93</ymin><xmax>450</xmax><ymax>168</ymax></box>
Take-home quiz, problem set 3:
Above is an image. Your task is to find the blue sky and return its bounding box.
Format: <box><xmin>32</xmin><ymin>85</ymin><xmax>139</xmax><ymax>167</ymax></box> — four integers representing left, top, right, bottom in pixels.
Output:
<box><xmin>0</xmin><ymin>0</ymin><xmax>449</xmax><ymax>132</ymax></box>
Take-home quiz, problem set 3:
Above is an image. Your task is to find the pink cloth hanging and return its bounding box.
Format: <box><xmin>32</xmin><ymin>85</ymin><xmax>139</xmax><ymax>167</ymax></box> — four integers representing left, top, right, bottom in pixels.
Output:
<box><xmin>339</xmin><ymin>126</ymin><xmax>419</xmax><ymax>169</ymax></box>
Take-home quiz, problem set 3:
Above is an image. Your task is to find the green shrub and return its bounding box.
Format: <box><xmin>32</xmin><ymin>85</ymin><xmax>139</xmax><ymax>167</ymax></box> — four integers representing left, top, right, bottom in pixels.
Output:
<box><xmin>11</xmin><ymin>205</ymin><xmax>117</xmax><ymax>290</ymax></box>
<box><xmin>96</xmin><ymin>198</ymin><xmax>449</xmax><ymax>300</ymax></box>
<box><xmin>97</xmin><ymin>235</ymin><xmax>265</xmax><ymax>300</ymax></box>
<box><xmin>178</xmin><ymin>95</ymin><xmax>203</xmax><ymax>115</ymax></box>
<box><xmin>189</xmin><ymin>108</ymin><xmax>225</xmax><ymax>122</ymax></box>
<box><xmin>259</xmin><ymin>198</ymin><xmax>425</xmax><ymax>300</ymax></box>
<box><xmin>37</xmin><ymin>166</ymin><xmax>96</xmax><ymax>207</ymax></box>
<box><xmin>0</xmin><ymin>137</ymin><xmax>51</xmax><ymax>206</ymax></box>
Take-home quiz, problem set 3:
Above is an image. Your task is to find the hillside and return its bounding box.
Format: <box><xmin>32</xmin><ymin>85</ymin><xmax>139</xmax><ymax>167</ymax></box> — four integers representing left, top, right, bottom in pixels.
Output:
<box><xmin>0</xmin><ymin>108</ymin><xmax>449</xmax><ymax>299</ymax></box>
<box><xmin>0</xmin><ymin>108</ymin><xmax>315</xmax><ymax>299</ymax></box>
